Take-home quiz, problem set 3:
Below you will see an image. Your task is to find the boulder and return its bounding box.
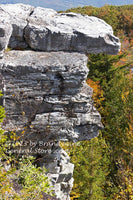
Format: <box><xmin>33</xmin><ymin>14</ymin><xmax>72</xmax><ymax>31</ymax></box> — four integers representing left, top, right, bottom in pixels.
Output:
<box><xmin>25</xmin><ymin>9</ymin><xmax>120</xmax><ymax>54</ymax></box>
<box><xmin>0</xmin><ymin>4</ymin><xmax>33</xmax><ymax>49</ymax></box>
<box><xmin>0</xmin><ymin>8</ymin><xmax>12</xmax><ymax>58</ymax></box>
<box><xmin>0</xmin><ymin>4</ymin><xmax>120</xmax><ymax>54</ymax></box>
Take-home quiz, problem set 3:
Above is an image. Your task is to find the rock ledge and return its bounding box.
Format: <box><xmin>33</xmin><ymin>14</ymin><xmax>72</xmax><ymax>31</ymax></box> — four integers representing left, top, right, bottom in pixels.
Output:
<box><xmin>0</xmin><ymin>3</ymin><xmax>120</xmax><ymax>56</ymax></box>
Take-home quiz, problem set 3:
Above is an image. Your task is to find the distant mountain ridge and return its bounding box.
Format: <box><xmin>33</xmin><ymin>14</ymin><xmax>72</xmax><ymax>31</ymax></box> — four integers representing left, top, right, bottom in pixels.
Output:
<box><xmin>0</xmin><ymin>0</ymin><xmax>133</xmax><ymax>11</ymax></box>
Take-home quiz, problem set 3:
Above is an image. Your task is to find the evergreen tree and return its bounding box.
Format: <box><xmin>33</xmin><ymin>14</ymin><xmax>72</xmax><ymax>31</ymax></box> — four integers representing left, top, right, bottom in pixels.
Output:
<box><xmin>63</xmin><ymin>135</ymin><xmax>108</xmax><ymax>200</ymax></box>
<box><xmin>87</xmin><ymin>53</ymin><xmax>133</xmax><ymax>199</ymax></box>
<box><xmin>61</xmin><ymin>53</ymin><xmax>133</xmax><ymax>199</ymax></box>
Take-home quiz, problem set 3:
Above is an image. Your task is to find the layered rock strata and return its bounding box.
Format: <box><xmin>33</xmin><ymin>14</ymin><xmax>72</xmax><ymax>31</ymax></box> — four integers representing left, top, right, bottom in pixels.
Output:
<box><xmin>0</xmin><ymin>4</ymin><xmax>120</xmax><ymax>200</ymax></box>
<box><xmin>0</xmin><ymin>51</ymin><xmax>102</xmax><ymax>141</ymax></box>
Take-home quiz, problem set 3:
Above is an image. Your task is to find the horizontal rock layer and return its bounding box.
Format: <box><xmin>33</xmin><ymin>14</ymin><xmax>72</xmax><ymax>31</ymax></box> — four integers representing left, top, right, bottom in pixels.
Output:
<box><xmin>0</xmin><ymin>50</ymin><xmax>102</xmax><ymax>142</ymax></box>
<box><xmin>0</xmin><ymin>3</ymin><xmax>120</xmax><ymax>55</ymax></box>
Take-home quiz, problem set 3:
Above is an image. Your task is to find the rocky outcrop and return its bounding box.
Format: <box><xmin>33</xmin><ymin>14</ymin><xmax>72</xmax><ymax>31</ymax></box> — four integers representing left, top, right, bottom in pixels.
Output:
<box><xmin>0</xmin><ymin>50</ymin><xmax>102</xmax><ymax>142</ymax></box>
<box><xmin>0</xmin><ymin>4</ymin><xmax>120</xmax><ymax>200</ymax></box>
<box><xmin>24</xmin><ymin>9</ymin><xmax>120</xmax><ymax>54</ymax></box>
<box><xmin>0</xmin><ymin>4</ymin><xmax>120</xmax><ymax>55</ymax></box>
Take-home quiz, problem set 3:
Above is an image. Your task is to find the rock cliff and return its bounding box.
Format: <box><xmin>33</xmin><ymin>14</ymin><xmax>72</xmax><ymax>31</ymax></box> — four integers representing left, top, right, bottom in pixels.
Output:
<box><xmin>0</xmin><ymin>4</ymin><xmax>120</xmax><ymax>200</ymax></box>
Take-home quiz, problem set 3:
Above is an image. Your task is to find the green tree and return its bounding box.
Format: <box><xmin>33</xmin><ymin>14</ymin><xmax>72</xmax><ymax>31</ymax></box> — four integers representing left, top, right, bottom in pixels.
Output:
<box><xmin>61</xmin><ymin>135</ymin><xmax>108</xmax><ymax>200</ymax></box>
<box><xmin>61</xmin><ymin>53</ymin><xmax>133</xmax><ymax>199</ymax></box>
<box><xmin>87</xmin><ymin>53</ymin><xmax>133</xmax><ymax>199</ymax></box>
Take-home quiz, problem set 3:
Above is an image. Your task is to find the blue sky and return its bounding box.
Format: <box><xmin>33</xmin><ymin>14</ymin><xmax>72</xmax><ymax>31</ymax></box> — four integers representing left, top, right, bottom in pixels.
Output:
<box><xmin>0</xmin><ymin>0</ymin><xmax>133</xmax><ymax>10</ymax></box>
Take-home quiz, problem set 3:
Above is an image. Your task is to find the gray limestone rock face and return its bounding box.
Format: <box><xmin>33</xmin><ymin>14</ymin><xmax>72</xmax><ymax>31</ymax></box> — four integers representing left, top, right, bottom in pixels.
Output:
<box><xmin>0</xmin><ymin>50</ymin><xmax>103</xmax><ymax>142</ymax></box>
<box><xmin>0</xmin><ymin>4</ymin><xmax>120</xmax><ymax>54</ymax></box>
<box><xmin>0</xmin><ymin>4</ymin><xmax>34</xmax><ymax>49</ymax></box>
<box><xmin>25</xmin><ymin>9</ymin><xmax>120</xmax><ymax>54</ymax></box>
<box><xmin>0</xmin><ymin>8</ymin><xmax>12</xmax><ymax>58</ymax></box>
<box><xmin>39</xmin><ymin>146</ymin><xmax>74</xmax><ymax>200</ymax></box>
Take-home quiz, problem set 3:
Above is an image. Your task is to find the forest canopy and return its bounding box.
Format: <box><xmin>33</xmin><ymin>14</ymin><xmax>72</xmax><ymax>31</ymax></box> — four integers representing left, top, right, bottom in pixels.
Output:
<box><xmin>61</xmin><ymin>4</ymin><xmax>133</xmax><ymax>200</ymax></box>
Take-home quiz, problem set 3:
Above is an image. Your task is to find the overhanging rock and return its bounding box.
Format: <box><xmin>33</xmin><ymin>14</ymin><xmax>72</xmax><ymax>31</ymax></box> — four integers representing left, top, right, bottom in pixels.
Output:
<box><xmin>0</xmin><ymin>3</ymin><xmax>120</xmax><ymax>200</ymax></box>
<box><xmin>24</xmin><ymin>10</ymin><xmax>120</xmax><ymax>54</ymax></box>
<box><xmin>0</xmin><ymin>4</ymin><xmax>120</xmax><ymax>55</ymax></box>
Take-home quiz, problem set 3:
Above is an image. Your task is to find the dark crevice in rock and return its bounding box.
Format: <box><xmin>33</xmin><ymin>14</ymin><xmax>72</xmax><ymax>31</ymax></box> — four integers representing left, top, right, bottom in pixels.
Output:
<box><xmin>29</xmin><ymin>9</ymin><xmax>34</xmax><ymax>16</ymax></box>
<box><xmin>23</xmin><ymin>7</ymin><xmax>35</xmax><ymax>50</ymax></box>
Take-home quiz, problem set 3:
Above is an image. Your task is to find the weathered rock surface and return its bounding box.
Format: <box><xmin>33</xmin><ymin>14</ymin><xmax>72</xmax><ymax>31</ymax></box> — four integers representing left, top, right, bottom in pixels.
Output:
<box><xmin>0</xmin><ymin>3</ymin><xmax>120</xmax><ymax>200</ymax></box>
<box><xmin>40</xmin><ymin>147</ymin><xmax>74</xmax><ymax>200</ymax></box>
<box><xmin>25</xmin><ymin>10</ymin><xmax>120</xmax><ymax>54</ymax></box>
<box><xmin>0</xmin><ymin>4</ymin><xmax>33</xmax><ymax>49</ymax></box>
<box><xmin>0</xmin><ymin>3</ymin><xmax>120</xmax><ymax>55</ymax></box>
<box><xmin>0</xmin><ymin>50</ymin><xmax>102</xmax><ymax>142</ymax></box>
<box><xmin>0</xmin><ymin>8</ymin><xmax>12</xmax><ymax>58</ymax></box>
